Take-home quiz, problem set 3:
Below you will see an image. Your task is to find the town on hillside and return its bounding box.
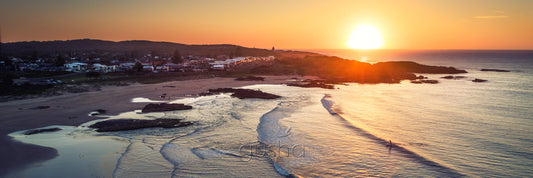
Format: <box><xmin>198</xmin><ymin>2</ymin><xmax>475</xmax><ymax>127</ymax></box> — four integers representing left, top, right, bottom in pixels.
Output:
<box><xmin>1</xmin><ymin>50</ymin><xmax>275</xmax><ymax>85</ymax></box>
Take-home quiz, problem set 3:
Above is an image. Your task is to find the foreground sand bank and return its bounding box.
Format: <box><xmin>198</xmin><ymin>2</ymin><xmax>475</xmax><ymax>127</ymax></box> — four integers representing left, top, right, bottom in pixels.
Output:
<box><xmin>0</xmin><ymin>75</ymin><xmax>305</xmax><ymax>176</ymax></box>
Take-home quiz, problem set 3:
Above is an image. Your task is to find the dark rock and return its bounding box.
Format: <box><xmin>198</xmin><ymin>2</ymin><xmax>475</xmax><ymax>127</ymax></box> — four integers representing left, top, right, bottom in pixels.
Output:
<box><xmin>30</xmin><ymin>106</ymin><xmax>50</xmax><ymax>110</ymax></box>
<box><xmin>24</xmin><ymin>128</ymin><xmax>62</xmax><ymax>135</ymax></box>
<box><xmin>96</xmin><ymin>109</ymin><xmax>107</xmax><ymax>114</ymax></box>
<box><xmin>421</xmin><ymin>80</ymin><xmax>439</xmax><ymax>84</ymax></box>
<box><xmin>141</xmin><ymin>103</ymin><xmax>193</xmax><ymax>113</ymax></box>
<box><xmin>472</xmin><ymin>78</ymin><xmax>488</xmax><ymax>82</ymax></box>
<box><xmin>231</xmin><ymin>89</ymin><xmax>281</xmax><ymax>99</ymax></box>
<box><xmin>89</xmin><ymin>119</ymin><xmax>193</xmax><ymax>132</ymax></box>
<box><xmin>162</xmin><ymin>85</ymin><xmax>176</xmax><ymax>88</ymax></box>
<box><xmin>411</xmin><ymin>79</ymin><xmax>438</xmax><ymax>84</ymax></box>
<box><xmin>373</xmin><ymin>61</ymin><xmax>468</xmax><ymax>74</ymax></box>
<box><xmin>199</xmin><ymin>88</ymin><xmax>281</xmax><ymax>99</ymax></box>
<box><xmin>235</xmin><ymin>76</ymin><xmax>265</xmax><ymax>81</ymax></box>
<box><xmin>286</xmin><ymin>79</ymin><xmax>336</xmax><ymax>89</ymax></box>
<box><xmin>441</xmin><ymin>76</ymin><xmax>466</xmax><ymax>80</ymax></box>
<box><xmin>441</xmin><ymin>76</ymin><xmax>454</xmax><ymax>79</ymax></box>
<box><xmin>481</xmin><ymin>69</ymin><xmax>510</xmax><ymax>72</ymax></box>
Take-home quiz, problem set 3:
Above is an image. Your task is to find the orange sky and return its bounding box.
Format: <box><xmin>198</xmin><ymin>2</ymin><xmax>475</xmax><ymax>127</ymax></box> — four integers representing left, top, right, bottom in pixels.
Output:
<box><xmin>1</xmin><ymin>0</ymin><xmax>532</xmax><ymax>49</ymax></box>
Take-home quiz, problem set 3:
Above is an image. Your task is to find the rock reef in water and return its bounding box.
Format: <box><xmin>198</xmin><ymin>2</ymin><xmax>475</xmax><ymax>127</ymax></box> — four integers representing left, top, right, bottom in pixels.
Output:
<box><xmin>89</xmin><ymin>119</ymin><xmax>193</xmax><ymax>132</ymax></box>
<box><xmin>411</xmin><ymin>79</ymin><xmax>439</xmax><ymax>84</ymax></box>
<box><xmin>141</xmin><ymin>103</ymin><xmax>193</xmax><ymax>113</ymax></box>
<box><xmin>481</xmin><ymin>69</ymin><xmax>510</xmax><ymax>72</ymax></box>
<box><xmin>441</xmin><ymin>76</ymin><xmax>467</xmax><ymax>80</ymax></box>
<box><xmin>24</xmin><ymin>128</ymin><xmax>62</xmax><ymax>135</ymax></box>
<box><xmin>235</xmin><ymin>76</ymin><xmax>265</xmax><ymax>81</ymax></box>
<box><xmin>30</xmin><ymin>106</ymin><xmax>50</xmax><ymax>110</ymax></box>
<box><xmin>286</xmin><ymin>79</ymin><xmax>336</xmax><ymax>89</ymax></box>
<box><xmin>441</xmin><ymin>76</ymin><xmax>454</xmax><ymax>79</ymax></box>
<box><xmin>373</xmin><ymin>61</ymin><xmax>468</xmax><ymax>74</ymax></box>
<box><xmin>199</xmin><ymin>88</ymin><xmax>281</xmax><ymax>99</ymax></box>
<box><xmin>472</xmin><ymin>78</ymin><xmax>488</xmax><ymax>82</ymax></box>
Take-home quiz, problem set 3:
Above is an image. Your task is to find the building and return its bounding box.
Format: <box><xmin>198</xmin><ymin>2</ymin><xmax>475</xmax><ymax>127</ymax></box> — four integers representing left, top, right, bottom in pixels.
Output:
<box><xmin>142</xmin><ymin>65</ymin><xmax>154</xmax><ymax>72</ymax></box>
<box><xmin>64</xmin><ymin>62</ymin><xmax>88</xmax><ymax>72</ymax></box>
<box><xmin>212</xmin><ymin>64</ymin><xmax>226</xmax><ymax>70</ymax></box>
<box><xmin>118</xmin><ymin>62</ymin><xmax>136</xmax><ymax>71</ymax></box>
<box><xmin>92</xmin><ymin>63</ymin><xmax>117</xmax><ymax>73</ymax></box>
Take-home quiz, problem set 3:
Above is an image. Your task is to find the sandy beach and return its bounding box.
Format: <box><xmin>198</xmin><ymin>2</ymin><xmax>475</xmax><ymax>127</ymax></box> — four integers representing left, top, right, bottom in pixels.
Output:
<box><xmin>0</xmin><ymin>75</ymin><xmax>302</xmax><ymax>176</ymax></box>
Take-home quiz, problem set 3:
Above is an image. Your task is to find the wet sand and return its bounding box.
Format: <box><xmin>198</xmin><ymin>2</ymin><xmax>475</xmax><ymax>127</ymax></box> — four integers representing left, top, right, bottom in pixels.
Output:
<box><xmin>0</xmin><ymin>76</ymin><xmax>304</xmax><ymax>176</ymax></box>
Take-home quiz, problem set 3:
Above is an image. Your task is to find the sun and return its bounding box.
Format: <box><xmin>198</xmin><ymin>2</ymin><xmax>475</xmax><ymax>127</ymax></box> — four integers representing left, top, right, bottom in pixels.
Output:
<box><xmin>347</xmin><ymin>25</ymin><xmax>384</xmax><ymax>49</ymax></box>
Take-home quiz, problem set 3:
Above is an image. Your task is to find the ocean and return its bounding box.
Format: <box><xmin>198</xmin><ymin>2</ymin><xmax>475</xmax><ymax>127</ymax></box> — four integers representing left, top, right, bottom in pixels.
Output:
<box><xmin>8</xmin><ymin>50</ymin><xmax>533</xmax><ymax>177</ymax></box>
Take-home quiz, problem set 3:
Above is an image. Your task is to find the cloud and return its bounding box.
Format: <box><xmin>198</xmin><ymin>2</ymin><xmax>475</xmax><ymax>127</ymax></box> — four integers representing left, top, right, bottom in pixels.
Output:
<box><xmin>474</xmin><ymin>15</ymin><xmax>509</xmax><ymax>19</ymax></box>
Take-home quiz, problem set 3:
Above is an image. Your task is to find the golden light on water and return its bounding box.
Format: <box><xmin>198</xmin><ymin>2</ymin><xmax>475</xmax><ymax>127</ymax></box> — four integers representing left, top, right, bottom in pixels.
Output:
<box><xmin>347</xmin><ymin>25</ymin><xmax>384</xmax><ymax>49</ymax></box>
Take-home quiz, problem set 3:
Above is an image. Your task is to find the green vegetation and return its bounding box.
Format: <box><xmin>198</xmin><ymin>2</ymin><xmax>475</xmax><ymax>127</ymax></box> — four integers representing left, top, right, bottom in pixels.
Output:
<box><xmin>172</xmin><ymin>49</ymin><xmax>182</xmax><ymax>64</ymax></box>
<box><xmin>18</xmin><ymin>71</ymin><xmax>73</xmax><ymax>78</ymax></box>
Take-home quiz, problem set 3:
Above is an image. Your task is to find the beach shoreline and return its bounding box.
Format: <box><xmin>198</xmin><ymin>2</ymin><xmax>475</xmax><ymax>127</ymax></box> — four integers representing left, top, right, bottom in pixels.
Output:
<box><xmin>0</xmin><ymin>75</ymin><xmax>309</xmax><ymax>176</ymax></box>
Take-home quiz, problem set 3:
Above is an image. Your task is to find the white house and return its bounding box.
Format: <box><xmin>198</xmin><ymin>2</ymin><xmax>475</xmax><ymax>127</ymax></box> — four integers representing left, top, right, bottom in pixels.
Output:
<box><xmin>64</xmin><ymin>62</ymin><xmax>88</xmax><ymax>72</ymax></box>
<box><xmin>118</xmin><ymin>62</ymin><xmax>136</xmax><ymax>71</ymax></box>
<box><xmin>164</xmin><ymin>63</ymin><xmax>182</xmax><ymax>72</ymax></box>
<box><xmin>155</xmin><ymin>65</ymin><xmax>168</xmax><ymax>71</ymax></box>
<box><xmin>212</xmin><ymin>64</ymin><xmax>225</xmax><ymax>70</ymax></box>
<box><xmin>92</xmin><ymin>63</ymin><xmax>117</xmax><ymax>73</ymax></box>
<box><xmin>209</xmin><ymin>60</ymin><xmax>231</xmax><ymax>70</ymax></box>
<box><xmin>142</xmin><ymin>65</ymin><xmax>154</xmax><ymax>72</ymax></box>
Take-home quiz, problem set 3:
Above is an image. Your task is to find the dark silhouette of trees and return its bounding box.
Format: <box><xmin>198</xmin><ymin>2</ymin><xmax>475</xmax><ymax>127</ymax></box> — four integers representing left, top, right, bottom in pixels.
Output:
<box><xmin>134</xmin><ymin>61</ymin><xmax>143</xmax><ymax>72</ymax></box>
<box><xmin>172</xmin><ymin>49</ymin><xmax>182</xmax><ymax>64</ymax></box>
<box><xmin>54</xmin><ymin>54</ymin><xmax>66</xmax><ymax>67</ymax></box>
<box><xmin>32</xmin><ymin>50</ymin><xmax>39</xmax><ymax>61</ymax></box>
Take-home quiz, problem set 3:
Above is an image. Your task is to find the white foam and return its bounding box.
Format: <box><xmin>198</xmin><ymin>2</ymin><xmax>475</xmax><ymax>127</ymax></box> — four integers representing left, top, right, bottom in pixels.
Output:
<box><xmin>131</xmin><ymin>97</ymin><xmax>166</xmax><ymax>103</ymax></box>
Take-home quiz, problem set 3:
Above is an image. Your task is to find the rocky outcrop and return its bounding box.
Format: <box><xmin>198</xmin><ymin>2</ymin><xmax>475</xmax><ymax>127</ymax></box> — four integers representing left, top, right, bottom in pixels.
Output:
<box><xmin>89</xmin><ymin>119</ymin><xmax>193</xmax><ymax>132</ymax></box>
<box><xmin>286</xmin><ymin>79</ymin><xmax>336</xmax><ymax>89</ymax></box>
<box><xmin>472</xmin><ymin>78</ymin><xmax>488</xmax><ymax>82</ymax></box>
<box><xmin>30</xmin><ymin>106</ymin><xmax>50</xmax><ymax>110</ymax></box>
<box><xmin>481</xmin><ymin>69</ymin><xmax>510</xmax><ymax>72</ymax></box>
<box><xmin>235</xmin><ymin>76</ymin><xmax>265</xmax><ymax>81</ymax></box>
<box><xmin>373</xmin><ymin>61</ymin><xmax>468</xmax><ymax>74</ymax></box>
<box><xmin>441</xmin><ymin>76</ymin><xmax>454</xmax><ymax>79</ymax></box>
<box><xmin>421</xmin><ymin>80</ymin><xmax>439</xmax><ymax>84</ymax></box>
<box><xmin>141</xmin><ymin>103</ymin><xmax>192</xmax><ymax>113</ymax></box>
<box><xmin>199</xmin><ymin>88</ymin><xmax>281</xmax><ymax>99</ymax></box>
<box><xmin>411</xmin><ymin>79</ymin><xmax>439</xmax><ymax>84</ymax></box>
<box><xmin>24</xmin><ymin>128</ymin><xmax>62</xmax><ymax>135</ymax></box>
<box><xmin>441</xmin><ymin>76</ymin><xmax>467</xmax><ymax>80</ymax></box>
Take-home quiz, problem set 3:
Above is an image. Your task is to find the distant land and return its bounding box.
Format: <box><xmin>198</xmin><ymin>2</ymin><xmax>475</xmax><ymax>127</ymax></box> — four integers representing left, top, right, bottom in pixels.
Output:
<box><xmin>1</xmin><ymin>39</ymin><xmax>284</xmax><ymax>58</ymax></box>
<box><xmin>1</xmin><ymin>39</ymin><xmax>467</xmax><ymax>99</ymax></box>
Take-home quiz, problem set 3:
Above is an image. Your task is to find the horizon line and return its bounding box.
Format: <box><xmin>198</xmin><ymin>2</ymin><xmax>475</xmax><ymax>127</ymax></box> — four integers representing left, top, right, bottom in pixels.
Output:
<box><xmin>2</xmin><ymin>38</ymin><xmax>532</xmax><ymax>51</ymax></box>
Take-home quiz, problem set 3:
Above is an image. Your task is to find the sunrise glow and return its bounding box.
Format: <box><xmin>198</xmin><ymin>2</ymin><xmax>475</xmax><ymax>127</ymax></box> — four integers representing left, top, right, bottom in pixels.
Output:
<box><xmin>347</xmin><ymin>25</ymin><xmax>384</xmax><ymax>49</ymax></box>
